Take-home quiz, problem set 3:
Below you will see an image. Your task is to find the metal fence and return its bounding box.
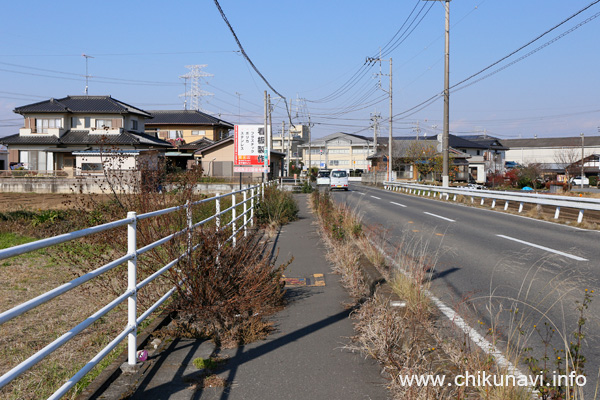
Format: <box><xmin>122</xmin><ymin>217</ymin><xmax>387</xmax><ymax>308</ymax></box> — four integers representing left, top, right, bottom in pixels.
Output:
<box><xmin>0</xmin><ymin>182</ymin><xmax>272</xmax><ymax>399</ymax></box>
<box><xmin>383</xmin><ymin>181</ymin><xmax>600</xmax><ymax>223</ymax></box>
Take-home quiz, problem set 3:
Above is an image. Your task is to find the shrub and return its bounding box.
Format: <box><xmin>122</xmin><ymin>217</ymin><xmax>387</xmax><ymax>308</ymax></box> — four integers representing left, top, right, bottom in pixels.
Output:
<box><xmin>255</xmin><ymin>186</ymin><xmax>299</xmax><ymax>226</ymax></box>
<box><xmin>168</xmin><ymin>228</ymin><xmax>288</xmax><ymax>347</ymax></box>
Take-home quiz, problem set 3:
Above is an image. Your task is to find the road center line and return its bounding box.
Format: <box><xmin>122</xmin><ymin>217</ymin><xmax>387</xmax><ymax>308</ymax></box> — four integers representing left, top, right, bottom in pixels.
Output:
<box><xmin>390</xmin><ymin>201</ymin><xmax>406</xmax><ymax>208</ymax></box>
<box><xmin>423</xmin><ymin>212</ymin><xmax>455</xmax><ymax>222</ymax></box>
<box><xmin>370</xmin><ymin>196</ymin><xmax>381</xmax><ymax>200</ymax></box>
<box><xmin>496</xmin><ymin>235</ymin><xmax>588</xmax><ymax>261</ymax></box>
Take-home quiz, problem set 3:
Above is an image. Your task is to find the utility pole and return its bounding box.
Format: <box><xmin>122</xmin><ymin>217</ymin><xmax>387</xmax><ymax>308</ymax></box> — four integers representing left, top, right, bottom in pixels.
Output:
<box><xmin>414</xmin><ymin>121</ymin><xmax>421</xmax><ymax>140</ymax></box>
<box><xmin>282</xmin><ymin>121</ymin><xmax>286</xmax><ymax>176</ymax></box>
<box><xmin>235</xmin><ymin>92</ymin><xmax>242</xmax><ymax>124</ymax></box>
<box><xmin>263</xmin><ymin>90</ymin><xmax>268</xmax><ymax>182</ymax></box>
<box><xmin>581</xmin><ymin>132</ymin><xmax>585</xmax><ymax>189</ymax></box>
<box><xmin>82</xmin><ymin>54</ymin><xmax>94</xmax><ymax>95</ymax></box>
<box><xmin>370</xmin><ymin>111</ymin><xmax>381</xmax><ymax>155</ymax></box>
<box><xmin>366</xmin><ymin>53</ymin><xmax>392</xmax><ymax>182</ymax></box>
<box><xmin>268</xmin><ymin>94</ymin><xmax>273</xmax><ymax>178</ymax></box>
<box><xmin>424</xmin><ymin>0</ymin><xmax>451</xmax><ymax>186</ymax></box>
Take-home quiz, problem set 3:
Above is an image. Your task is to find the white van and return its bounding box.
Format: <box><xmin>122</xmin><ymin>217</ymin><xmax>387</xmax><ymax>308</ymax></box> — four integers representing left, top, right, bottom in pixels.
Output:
<box><xmin>329</xmin><ymin>169</ymin><xmax>349</xmax><ymax>191</ymax></box>
<box><xmin>316</xmin><ymin>169</ymin><xmax>331</xmax><ymax>186</ymax></box>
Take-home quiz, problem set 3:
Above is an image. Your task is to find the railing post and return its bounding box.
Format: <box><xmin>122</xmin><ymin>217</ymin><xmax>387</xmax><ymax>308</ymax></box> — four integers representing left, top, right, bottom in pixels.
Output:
<box><xmin>232</xmin><ymin>191</ymin><xmax>236</xmax><ymax>247</ymax></box>
<box><xmin>504</xmin><ymin>201</ymin><xmax>509</xmax><ymax>211</ymax></box>
<box><xmin>250</xmin><ymin>188</ymin><xmax>255</xmax><ymax>227</ymax></box>
<box><xmin>243</xmin><ymin>189</ymin><xmax>248</xmax><ymax>237</ymax></box>
<box><xmin>578</xmin><ymin>209</ymin><xmax>584</xmax><ymax>224</ymax></box>
<box><xmin>215</xmin><ymin>193</ymin><xmax>221</xmax><ymax>230</ymax></box>
<box><xmin>127</xmin><ymin>211</ymin><xmax>137</xmax><ymax>366</ymax></box>
<box><xmin>186</xmin><ymin>200</ymin><xmax>192</xmax><ymax>258</ymax></box>
<box><xmin>491</xmin><ymin>199</ymin><xmax>496</xmax><ymax>209</ymax></box>
<box><xmin>518</xmin><ymin>202</ymin><xmax>524</xmax><ymax>213</ymax></box>
<box><xmin>554</xmin><ymin>206</ymin><xmax>561</xmax><ymax>219</ymax></box>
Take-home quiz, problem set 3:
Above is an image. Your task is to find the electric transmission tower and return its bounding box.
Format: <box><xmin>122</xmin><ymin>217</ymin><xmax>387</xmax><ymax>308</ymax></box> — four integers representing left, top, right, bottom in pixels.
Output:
<box><xmin>179</xmin><ymin>65</ymin><xmax>214</xmax><ymax>111</ymax></box>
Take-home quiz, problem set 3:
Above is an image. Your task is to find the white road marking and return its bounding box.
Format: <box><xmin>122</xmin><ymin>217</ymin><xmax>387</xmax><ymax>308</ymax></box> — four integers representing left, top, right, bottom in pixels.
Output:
<box><xmin>390</xmin><ymin>201</ymin><xmax>406</xmax><ymax>208</ymax></box>
<box><xmin>370</xmin><ymin>196</ymin><xmax>381</xmax><ymax>200</ymax></box>
<box><xmin>357</xmin><ymin>192</ymin><xmax>365</xmax><ymax>196</ymax></box>
<box><xmin>369</xmin><ymin>239</ymin><xmax>529</xmax><ymax>386</ymax></box>
<box><xmin>496</xmin><ymin>235</ymin><xmax>588</xmax><ymax>261</ymax></box>
<box><xmin>423</xmin><ymin>212</ymin><xmax>455</xmax><ymax>222</ymax></box>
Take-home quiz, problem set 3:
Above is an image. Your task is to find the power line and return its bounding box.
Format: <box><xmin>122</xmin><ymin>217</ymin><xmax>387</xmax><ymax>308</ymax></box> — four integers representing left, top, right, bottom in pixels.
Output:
<box><xmin>213</xmin><ymin>0</ymin><xmax>293</xmax><ymax>125</ymax></box>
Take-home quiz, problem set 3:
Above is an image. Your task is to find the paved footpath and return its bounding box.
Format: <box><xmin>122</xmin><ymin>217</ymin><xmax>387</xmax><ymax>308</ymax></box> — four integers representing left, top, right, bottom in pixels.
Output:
<box><xmin>126</xmin><ymin>194</ymin><xmax>389</xmax><ymax>400</ymax></box>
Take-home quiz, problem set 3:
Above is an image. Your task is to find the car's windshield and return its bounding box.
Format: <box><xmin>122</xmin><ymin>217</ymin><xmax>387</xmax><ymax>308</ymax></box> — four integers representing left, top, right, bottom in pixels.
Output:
<box><xmin>318</xmin><ymin>171</ymin><xmax>330</xmax><ymax>177</ymax></box>
<box><xmin>332</xmin><ymin>170</ymin><xmax>347</xmax><ymax>178</ymax></box>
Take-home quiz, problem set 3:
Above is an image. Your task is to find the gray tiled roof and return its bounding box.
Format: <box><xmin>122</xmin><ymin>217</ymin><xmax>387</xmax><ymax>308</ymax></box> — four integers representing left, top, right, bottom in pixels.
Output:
<box><xmin>502</xmin><ymin>136</ymin><xmax>600</xmax><ymax>148</ymax></box>
<box><xmin>177</xmin><ymin>138</ymin><xmax>215</xmax><ymax>150</ymax></box>
<box><xmin>14</xmin><ymin>96</ymin><xmax>152</xmax><ymax>117</ymax></box>
<box><xmin>147</xmin><ymin>110</ymin><xmax>234</xmax><ymax>127</ymax></box>
<box><xmin>1</xmin><ymin>133</ymin><xmax>60</xmax><ymax>145</ymax></box>
<box><xmin>1</xmin><ymin>130</ymin><xmax>171</xmax><ymax>148</ymax></box>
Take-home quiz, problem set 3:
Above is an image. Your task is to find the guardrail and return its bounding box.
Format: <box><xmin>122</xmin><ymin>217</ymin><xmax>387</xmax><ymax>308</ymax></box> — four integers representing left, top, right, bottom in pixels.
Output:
<box><xmin>0</xmin><ymin>182</ymin><xmax>273</xmax><ymax>399</ymax></box>
<box><xmin>383</xmin><ymin>181</ymin><xmax>600</xmax><ymax>223</ymax></box>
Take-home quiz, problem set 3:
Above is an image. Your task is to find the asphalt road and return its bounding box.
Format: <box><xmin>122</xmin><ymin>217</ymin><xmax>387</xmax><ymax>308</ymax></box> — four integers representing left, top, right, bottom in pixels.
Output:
<box><xmin>329</xmin><ymin>183</ymin><xmax>600</xmax><ymax>395</ymax></box>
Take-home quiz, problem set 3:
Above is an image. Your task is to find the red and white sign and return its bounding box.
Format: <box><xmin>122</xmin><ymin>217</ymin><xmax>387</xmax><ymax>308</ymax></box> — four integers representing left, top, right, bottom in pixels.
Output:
<box><xmin>234</xmin><ymin>124</ymin><xmax>270</xmax><ymax>172</ymax></box>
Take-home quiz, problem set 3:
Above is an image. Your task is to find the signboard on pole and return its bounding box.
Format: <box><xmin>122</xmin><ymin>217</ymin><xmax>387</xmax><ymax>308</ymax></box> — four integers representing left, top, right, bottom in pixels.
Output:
<box><xmin>234</xmin><ymin>124</ymin><xmax>270</xmax><ymax>173</ymax></box>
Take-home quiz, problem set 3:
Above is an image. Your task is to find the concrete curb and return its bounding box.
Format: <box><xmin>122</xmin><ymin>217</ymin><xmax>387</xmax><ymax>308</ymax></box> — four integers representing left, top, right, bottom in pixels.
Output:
<box><xmin>76</xmin><ymin>311</ymin><xmax>173</xmax><ymax>400</ymax></box>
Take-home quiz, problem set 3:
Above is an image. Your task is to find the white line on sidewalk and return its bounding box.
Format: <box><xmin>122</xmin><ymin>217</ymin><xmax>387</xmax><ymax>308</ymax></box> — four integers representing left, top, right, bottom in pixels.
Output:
<box><xmin>496</xmin><ymin>235</ymin><xmax>588</xmax><ymax>261</ymax></box>
<box><xmin>423</xmin><ymin>212</ymin><xmax>455</xmax><ymax>222</ymax></box>
<box><xmin>390</xmin><ymin>201</ymin><xmax>406</xmax><ymax>208</ymax></box>
<box><xmin>370</xmin><ymin>196</ymin><xmax>381</xmax><ymax>200</ymax></box>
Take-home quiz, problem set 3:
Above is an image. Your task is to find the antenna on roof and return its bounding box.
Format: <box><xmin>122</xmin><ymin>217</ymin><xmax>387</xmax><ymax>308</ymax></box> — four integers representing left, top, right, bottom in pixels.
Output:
<box><xmin>82</xmin><ymin>54</ymin><xmax>94</xmax><ymax>95</ymax></box>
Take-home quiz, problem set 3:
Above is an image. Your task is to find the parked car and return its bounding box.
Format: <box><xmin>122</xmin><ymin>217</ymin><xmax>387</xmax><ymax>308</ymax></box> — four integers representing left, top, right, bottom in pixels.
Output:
<box><xmin>329</xmin><ymin>169</ymin><xmax>349</xmax><ymax>191</ymax></box>
<box><xmin>316</xmin><ymin>169</ymin><xmax>330</xmax><ymax>186</ymax></box>
<box><xmin>570</xmin><ymin>176</ymin><xmax>590</xmax><ymax>187</ymax></box>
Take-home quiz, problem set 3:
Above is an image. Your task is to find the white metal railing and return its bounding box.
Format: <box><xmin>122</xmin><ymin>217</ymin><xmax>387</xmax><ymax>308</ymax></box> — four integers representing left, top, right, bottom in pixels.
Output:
<box><xmin>0</xmin><ymin>181</ymin><xmax>273</xmax><ymax>399</ymax></box>
<box><xmin>383</xmin><ymin>182</ymin><xmax>600</xmax><ymax>223</ymax></box>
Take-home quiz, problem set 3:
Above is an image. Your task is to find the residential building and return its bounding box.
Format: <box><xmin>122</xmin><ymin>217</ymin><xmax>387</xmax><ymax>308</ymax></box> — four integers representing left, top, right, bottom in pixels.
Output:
<box><xmin>1</xmin><ymin>96</ymin><xmax>171</xmax><ymax>176</ymax></box>
<box><xmin>195</xmin><ymin>137</ymin><xmax>285</xmax><ymax>180</ymax></box>
<box><xmin>271</xmin><ymin>124</ymin><xmax>308</xmax><ymax>172</ymax></box>
<box><xmin>298</xmin><ymin>132</ymin><xmax>376</xmax><ymax>171</ymax></box>
<box><xmin>145</xmin><ymin>110</ymin><xmax>233</xmax><ymax>144</ymax></box>
<box><xmin>0</xmin><ymin>145</ymin><xmax>8</xmax><ymax>171</ymax></box>
<box><xmin>367</xmin><ymin>137</ymin><xmax>471</xmax><ymax>182</ymax></box>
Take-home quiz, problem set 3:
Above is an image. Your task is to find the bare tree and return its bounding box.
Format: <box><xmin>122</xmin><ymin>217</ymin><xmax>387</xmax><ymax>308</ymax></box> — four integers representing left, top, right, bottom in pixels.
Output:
<box><xmin>554</xmin><ymin>147</ymin><xmax>581</xmax><ymax>184</ymax></box>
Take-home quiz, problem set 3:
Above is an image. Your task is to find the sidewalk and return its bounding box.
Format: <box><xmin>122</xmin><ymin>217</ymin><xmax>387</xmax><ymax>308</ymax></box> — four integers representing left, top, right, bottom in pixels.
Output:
<box><xmin>119</xmin><ymin>194</ymin><xmax>389</xmax><ymax>400</ymax></box>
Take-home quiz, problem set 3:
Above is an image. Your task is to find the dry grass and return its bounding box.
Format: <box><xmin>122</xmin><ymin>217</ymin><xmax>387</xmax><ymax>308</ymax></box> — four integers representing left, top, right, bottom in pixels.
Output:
<box><xmin>310</xmin><ymin>190</ymin><xmax>549</xmax><ymax>400</ymax></box>
<box><xmin>0</xmin><ymin>244</ymin><xmax>129</xmax><ymax>400</ymax></box>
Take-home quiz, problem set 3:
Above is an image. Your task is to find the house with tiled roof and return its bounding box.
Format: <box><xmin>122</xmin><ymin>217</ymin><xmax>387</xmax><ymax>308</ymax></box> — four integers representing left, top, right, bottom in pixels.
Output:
<box><xmin>145</xmin><ymin>110</ymin><xmax>233</xmax><ymax>144</ymax></box>
<box><xmin>1</xmin><ymin>96</ymin><xmax>171</xmax><ymax>176</ymax></box>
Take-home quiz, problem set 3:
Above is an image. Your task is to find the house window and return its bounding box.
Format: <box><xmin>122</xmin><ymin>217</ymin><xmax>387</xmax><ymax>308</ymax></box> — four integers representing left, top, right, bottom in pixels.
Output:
<box><xmin>81</xmin><ymin>163</ymin><xmax>104</xmax><ymax>172</ymax></box>
<box><xmin>191</xmin><ymin>130</ymin><xmax>205</xmax><ymax>136</ymax></box>
<box><xmin>95</xmin><ymin>119</ymin><xmax>113</xmax><ymax>129</ymax></box>
<box><xmin>84</xmin><ymin>117</ymin><xmax>91</xmax><ymax>128</ymax></box>
<box><xmin>35</xmin><ymin>118</ymin><xmax>62</xmax><ymax>133</ymax></box>
<box><xmin>71</xmin><ymin>117</ymin><xmax>79</xmax><ymax>128</ymax></box>
<box><xmin>131</xmin><ymin>120</ymin><xmax>138</xmax><ymax>130</ymax></box>
<box><xmin>476</xmin><ymin>150</ymin><xmax>481</xmax><ymax>156</ymax></box>
<box><xmin>168</xmin><ymin>130</ymin><xmax>183</xmax><ymax>139</ymax></box>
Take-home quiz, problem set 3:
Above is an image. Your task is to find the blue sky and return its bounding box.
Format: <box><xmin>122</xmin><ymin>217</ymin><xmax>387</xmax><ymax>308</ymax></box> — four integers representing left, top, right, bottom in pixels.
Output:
<box><xmin>1</xmin><ymin>0</ymin><xmax>599</xmax><ymax>140</ymax></box>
